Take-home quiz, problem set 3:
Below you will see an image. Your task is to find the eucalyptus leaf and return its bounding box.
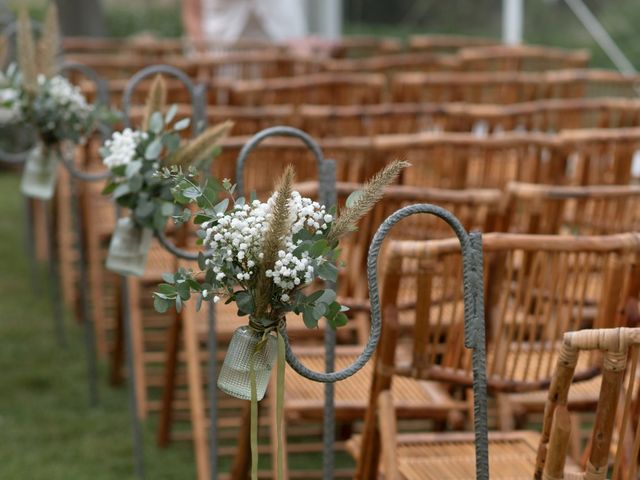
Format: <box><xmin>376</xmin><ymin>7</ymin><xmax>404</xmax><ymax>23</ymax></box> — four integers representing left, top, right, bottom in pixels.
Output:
<box><xmin>161</xmin><ymin>202</ymin><xmax>175</xmax><ymax>217</ymax></box>
<box><xmin>125</xmin><ymin>160</ymin><xmax>142</xmax><ymax>177</ymax></box>
<box><xmin>333</xmin><ymin>312</ymin><xmax>348</xmax><ymax>328</ymax></box>
<box><xmin>157</xmin><ymin>283</ymin><xmax>176</xmax><ymax>296</ymax></box>
<box><xmin>317</xmin><ymin>262</ymin><xmax>338</xmax><ymax>282</ymax></box>
<box><xmin>303</xmin><ymin>306</ymin><xmax>319</xmax><ymax>328</ymax></box>
<box><xmin>153</xmin><ymin>295</ymin><xmax>170</xmax><ymax>313</ymax></box>
<box><xmin>165</xmin><ymin>104</ymin><xmax>178</xmax><ymax>123</ymax></box>
<box><xmin>346</xmin><ymin>189</ymin><xmax>363</xmax><ymax>208</ymax></box>
<box><xmin>149</xmin><ymin>112</ymin><xmax>164</xmax><ymax>134</ymax></box>
<box><xmin>235</xmin><ymin>291</ymin><xmax>255</xmax><ymax>316</ymax></box>
<box><xmin>128</xmin><ymin>174</ymin><xmax>143</xmax><ymax>193</ymax></box>
<box><xmin>134</xmin><ymin>200</ymin><xmax>154</xmax><ymax>218</ymax></box>
<box><xmin>174</xmin><ymin>117</ymin><xmax>190</xmax><ymax>131</ymax></box>
<box><xmin>112</xmin><ymin>183</ymin><xmax>131</xmax><ymax>199</ymax></box>
<box><xmin>145</xmin><ymin>138</ymin><xmax>163</xmax><ymax>160</ymax></box>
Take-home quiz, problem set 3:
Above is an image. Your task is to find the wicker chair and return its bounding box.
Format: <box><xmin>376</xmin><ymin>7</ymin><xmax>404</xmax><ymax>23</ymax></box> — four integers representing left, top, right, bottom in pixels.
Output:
<box><xmin>501</xmin><ymin>182</ymin><xmax>640</xmax><ymax>236</ymax></box>
<box><xmin>535</xmin><ymin>327</ymin><xmax>640</xmax><ymax>480</ymax></box>
<box><xmin>351</xmin><ymin>232</ymin><xmax>640</xmax><ymax>479</ymax></box>
<box><xmin>457</xmin><ymin>45</ymin><xmax>590</xmax><ymax>72</ymax></box>
<box><xmin>408</xmin><ymin>34</ymin><xmax>499</xmax><ymax>54</ymax></box>
<box><xmin>228</xmin><ymin>73</ymin><xmax>386</xmax><ymax>106</ymax></box>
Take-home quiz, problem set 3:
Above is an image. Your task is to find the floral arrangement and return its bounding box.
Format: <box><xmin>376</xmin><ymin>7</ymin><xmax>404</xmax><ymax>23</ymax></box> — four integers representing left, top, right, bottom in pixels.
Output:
<box><xmin>13</xmin><ymin>5</ymin><xmax>97</xmax><ymax>145</ymax></box>
<box><xmin>152</xmin><ymin>160</ymin><xmax>408</xmax><ymax>479</ymax></box>
<box><xmin>11</xmin><ymin>5</ymin><xmax>110</xmax><ymax>200</ymax></box>
<box><xmin>153</xmin><ymin>159</ymin><xmax>408</xmax><ymax>368</ymax></box>
<box><xmin>101</xmin><ymin>73</ymin><xmax>233</xmax><ymax>276</ymax></box>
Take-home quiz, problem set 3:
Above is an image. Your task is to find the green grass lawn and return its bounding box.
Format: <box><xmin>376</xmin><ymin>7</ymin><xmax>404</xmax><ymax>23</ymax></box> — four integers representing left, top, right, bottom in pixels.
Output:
<box><xmin>0</xmin><ymin>172</ymin><xmax>196</xmax><ymax>479</ymax></box>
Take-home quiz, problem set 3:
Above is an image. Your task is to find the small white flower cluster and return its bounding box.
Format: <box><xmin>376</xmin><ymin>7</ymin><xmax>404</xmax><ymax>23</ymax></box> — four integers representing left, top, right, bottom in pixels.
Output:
<box><xmin>204</xmin><ymin>199</ymin><xmax>269</xmax><ymax>283</ymax></box>
<box><xmin>286</xmin><ymin>191</ymin><xmax>332</xmax><ymax>235</ymax></box>
<box><xmin>102</xmin><ymin>128</ymin><xmax>148</xmax><ymax>169</ymax></box>
<box><xmin>0</xmin><ymin>87</ymin><xmax>20</xmax><ymax>122</ymax></box>
<box><xmin>203</xmin><ymin>190</ymin><xmax>332</xmax><ymax>300</ymax></box>
<box><xmin>265</xmin><ymin>241</ymin><xmax>315</xmax><ymax>294</ymax></box>
<box><xmin>39</xmin><ymin>75</ymin><xmax>93</xmax><ymax>120</ymax></box>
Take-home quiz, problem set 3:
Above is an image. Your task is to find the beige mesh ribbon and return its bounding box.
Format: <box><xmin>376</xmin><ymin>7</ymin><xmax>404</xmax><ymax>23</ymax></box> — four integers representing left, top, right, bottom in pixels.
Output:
<box><xmin>248</xmin><ymin>320</ymin><xmax>284</xmax><ymax>480</ymax></box>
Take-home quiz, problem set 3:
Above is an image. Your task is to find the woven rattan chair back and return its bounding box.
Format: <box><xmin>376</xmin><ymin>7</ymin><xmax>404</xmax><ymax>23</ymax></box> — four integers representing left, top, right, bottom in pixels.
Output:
<box><xmin>325</xmin><ymin>52</ymin><xmax>459</xmax><ymax>77</ymax></box>
<box><xmin>502</xmin><ymin>182</ymin><xmax>640</xmax><ymax>235</ymax></box>
<box><xmin>408</xmin><ymin>34</ymin><xmax>499</xmax><ymax>54</ymax></box>
<box><xmin>191</xmin><ymin>51</ymin><xmax>322</xmax><ymax>82</ymax></box>
<box><xmin>500</xmin><ymin>98</ymin><xmax>640</xmax><ymax>132</ymax></box>
<box><xmin>357</xmin><ymin>233</ymin><xmax>639</xmax><ymax>478</ymax></box>
<box><xmin>228</xmin><ymin>73</ymin><xmax>386</xmax><ymax>106</ymax></box>
<box><xmin>457</xmin><ymin>45</ymin><xmax>590</xmax><ymax>72</ymax></box>
<box><xmin>536</xmin><ymin>327</ymin><xmax>640</xmax><ymax>480</ymax></box>
<box><xmin>374</xmin><ymin>131</ymin><xmax>563</xmax><ymax>189</ymax></box>
<box><xmin>559</xmin><ymin>128</ymin><xmax>640</xmax><ymax>185</ymax></box>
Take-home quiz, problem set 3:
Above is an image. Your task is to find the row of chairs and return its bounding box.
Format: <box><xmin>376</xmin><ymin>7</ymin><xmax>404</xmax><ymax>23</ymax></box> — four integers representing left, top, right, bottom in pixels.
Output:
<box><xmin>74</xmin><ymin>68</ymin><xmax>640</xmax><ymax>108</ymax></box>
<box><xmin>60</xmin><ymin>172</ymin><xmax>640</xmax><ymax>478</ymax></box>
<box><xmin>35</xmin><ymin>34</ymin><xmax>640</xmax><ymax>479</ymax></box>
<box><xmin>63</xmin><ymin>44</ymin><xmax>591</xmax><ymax>82</ymax></box>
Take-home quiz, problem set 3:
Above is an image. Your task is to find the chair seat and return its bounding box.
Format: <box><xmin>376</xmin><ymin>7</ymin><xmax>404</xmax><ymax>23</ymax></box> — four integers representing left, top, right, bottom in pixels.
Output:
<box><xmin>486</xmin><ymin>342</ymin><xmax>597</xmax><ymax>387</ymax></box>
<box><xmin>282</xmin><ymin>346</ymin><xmax>467</xmax><ymax>421</ymax></box>
<box><xmin>507</xmin><ymin>374</ymin><xmax>602</xmax><ymax>412</ymax></box>
<box><xmin>348</xmin><ymin>431</ymin><xmax>544</xmax><ymax>480</ymax></box>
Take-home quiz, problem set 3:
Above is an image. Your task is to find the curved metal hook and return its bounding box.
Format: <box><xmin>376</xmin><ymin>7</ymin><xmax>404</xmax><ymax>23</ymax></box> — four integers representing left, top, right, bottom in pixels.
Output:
<box><xmin>61</xmin><ymin>61</ymin><xmax>110</xmax><ymax>111</ymax></box>
<box><xmin>122</xmin><ymin>64</ymin><xmax>203</xmax><ymax>136</ymax></box>
<box><xmin>235</xmin><ymin>126</ymin><xmax>333</xmax><ymax>202</ymax></box>
<box><xmin>55</xmin><ymin>62</ymin><xmax>112</xmax><ymax>182</ymax></box>
<box><xmin>280</xmin><ymin>203</ymin><xmax>469</xmax><ymax>382</ymax></box>
<box><xmin>351</xmin><ymin>203</ymin><xmax>488</xmax><ymax>480</ymax></box>
<box><xmin>154</xmin><ymin>229</ymin><xmax>217</xmax><ymax>261</ymax></box>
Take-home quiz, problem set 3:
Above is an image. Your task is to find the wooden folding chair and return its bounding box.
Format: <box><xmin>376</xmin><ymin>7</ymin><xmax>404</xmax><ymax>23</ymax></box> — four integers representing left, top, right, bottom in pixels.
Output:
<box><xmin>535</xmin><ymin>327</ymin><xmax>640</xmax><ymax>480</ymax></box>
<box><xmin>351</xmin><ymin>232</ymin><xmax>640</xmax><ymax>478</ymax></box>
<box><xmin>391</xmin><ymin>71</ymin><xmax>550</xmax><ymax>104</ymax></box>
<box><xmin>408</xmin><ymin>34</ymin><xmax>499</xmax><ymax>54</ymax></box>
<box><xmin>228</xmin><ymin>73</ymin><xmax>386</xmax><ymax>106</ymax></box>
<box><xmin>559</xmin><ymin>127</ymin><xmax>640</xmax><ymax>185</ymax></box>
<box><xmin>373</xmin><ymin>131</ymin><xmax>564</xmax><ymax>189</ymax></box>
<box><xmin>501</xmin><ymin>182</ymin><xmax>640</xmax><ymax>236</ymax></box>
<box><xmin>325</xmin><ymin>52</ymin><xmax>459</xmax><ymax>77</ymax></box>
<box><xmin>190</xmin><ymin>51</ymin><xmax>322</xmax><ymax>82</ymax></box>
<box><xmin>500</xmin><ymin>98</ymin><xmax>640</xmax><ymax>132</ymax></box>
<box><xmin>457</xmin><ymin>44</ymin><xmax>590</xmax><ymax>72</ymax></box>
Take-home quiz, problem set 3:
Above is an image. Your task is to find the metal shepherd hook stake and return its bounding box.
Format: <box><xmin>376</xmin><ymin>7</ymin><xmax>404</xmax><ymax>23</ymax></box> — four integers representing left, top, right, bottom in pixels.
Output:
<box><xmin>235</xmin><ymin>126</ymin><xmax>339</xmax><ymax>480</ymax></box>
<box><xmin>362</xmin><ymin>204</ymin><xmax>490</xmax><ymax>480</ymax></box>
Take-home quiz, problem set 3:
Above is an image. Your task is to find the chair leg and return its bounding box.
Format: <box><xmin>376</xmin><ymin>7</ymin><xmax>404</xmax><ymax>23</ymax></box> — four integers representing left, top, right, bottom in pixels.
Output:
<box><xmin>496</xmin><ymin>394</ymin><xmax>515</xmax><ymax>431</ymax></box>
<box><xmin>156</xmin><ymin>311</ymin><xmax>183</xmax><ymax>447</ymax></box>
<box><xmin>268</xmin><ymin>382</ymin><xmax>289</xmax><ymax>480</ymax></box>
<box><xmin>230</xmin><ymin>402</ymin><xmax>252</xmax><ymax>480</ymax></box>
<box><xmin>182</xmin><ymin>300</ymin><xmax>210</xmax><ymax>480</ymax></box>
<box><xmin>109</xmin><ymin>283</ymin><xmax>125</xmax><ymax>386</ymax></box>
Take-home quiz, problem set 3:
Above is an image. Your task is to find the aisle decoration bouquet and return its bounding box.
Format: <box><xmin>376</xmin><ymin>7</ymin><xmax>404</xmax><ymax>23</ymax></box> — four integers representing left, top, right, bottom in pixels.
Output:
<box><xmin>0</xmin><ymin>39</ymin><xmax>20</xmax><ymax>124</ymax></box>
<box><xmin>152</xmin><ymin>159</ymin><xmax>408</xmax><ymax>479</ymax></box>
<box><xmin>101</xmin><ymin>74</ymin><xmax>233</xmax><ymax>276</ymax></box>
<box><xmin>13</xmin><ymin>6</ymin><xmax>101</xmax><ymax>199</ymax></box>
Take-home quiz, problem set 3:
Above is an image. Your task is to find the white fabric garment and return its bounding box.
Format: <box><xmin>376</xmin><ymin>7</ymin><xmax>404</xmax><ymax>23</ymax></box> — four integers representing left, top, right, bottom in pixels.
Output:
<box><xmin>202</xmin><ymin>0</ymin><xmax>307</xmax><ymax>42</ymax></box>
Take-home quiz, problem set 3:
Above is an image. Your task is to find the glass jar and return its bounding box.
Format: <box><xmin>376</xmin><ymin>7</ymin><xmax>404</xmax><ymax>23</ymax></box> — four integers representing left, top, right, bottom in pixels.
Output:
<box><xmin>105</xmin><ymin>217</ymin><xmax>153</xmax><ymax>277</ymax></box>
<box><xmin>218</xmin><ymin>325</ymin><xmax>278</xmax><ymax>401</ymax></box>
<box><xmin>20</xmin><ymin>144</ymin><xmax>59</xmax><ymax>200</ymax></box>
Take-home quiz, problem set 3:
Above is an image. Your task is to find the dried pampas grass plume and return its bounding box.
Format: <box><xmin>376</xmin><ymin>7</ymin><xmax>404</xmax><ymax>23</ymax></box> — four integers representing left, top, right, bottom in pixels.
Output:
<box><xmin>254</xmin><ymin>165</ymin><xmax>295</xmax><ymax>320</ymax></box>
<box><xmin>169</xmin><ymin>120</ymin><xmax>234</xmax><ymax>167</ymax></box>
<box><xmin>142</xmin><ymin>74</ymin><xmax>167</xmax><ymax>130</ymax></box>
<box><xmin>17</xmin><ymin>7</ymin><xmax>37</xmax><ymax>95</ymax></box>
<box><xmin>38</xmin><ymin>3</ymin><xmax>60</xmax><ymax>78</ymax></box>
<box><xmin>328</xmin><ymin>159</ymin><xmax>410</xmax><ymax>242</ymax></box>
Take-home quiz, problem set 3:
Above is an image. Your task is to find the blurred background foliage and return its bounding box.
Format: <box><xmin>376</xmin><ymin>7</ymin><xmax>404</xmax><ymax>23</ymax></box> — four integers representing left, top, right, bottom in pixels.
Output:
<box><xmin>5</xmin><ymin>0</ymin><xmax>640</xmax><ymax>70</ymax></box>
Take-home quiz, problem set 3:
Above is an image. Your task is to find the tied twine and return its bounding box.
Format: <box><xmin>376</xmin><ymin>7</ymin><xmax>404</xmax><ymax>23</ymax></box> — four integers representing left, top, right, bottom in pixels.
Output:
<box><xmin>248</xmin><ymin>317</ymin><xmax>286</xmax><ymax>480</ymax></box>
